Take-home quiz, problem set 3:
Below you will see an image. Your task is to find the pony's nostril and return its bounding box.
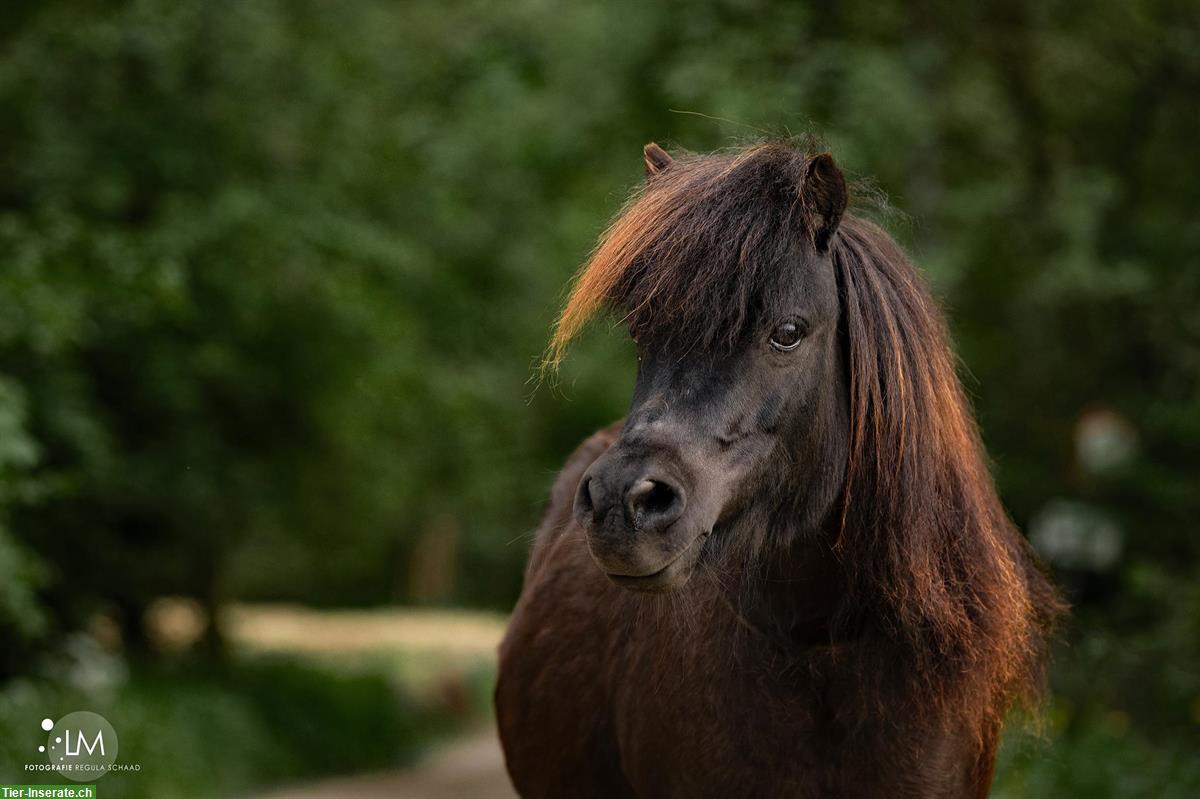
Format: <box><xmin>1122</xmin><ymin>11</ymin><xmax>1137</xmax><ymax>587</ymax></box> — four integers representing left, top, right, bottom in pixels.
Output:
<box><xmin>639</xmin><ymin>481</ymin><xmax>675</xmax><ymax>514</ymax></box>
<box><xmin>577</xmin><ymin>476</ymin><xmax>596</xmax><ymax>516</ymax></box>
<box><xmin>626</xmin><ymin>478</ymin><xmax>682</xmax><ymax>529</ymax></box>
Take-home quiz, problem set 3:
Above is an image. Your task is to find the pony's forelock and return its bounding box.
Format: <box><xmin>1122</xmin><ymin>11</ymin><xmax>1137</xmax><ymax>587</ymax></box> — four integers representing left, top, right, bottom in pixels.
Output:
<box><xmin>545</xmin><ymin>144</ymin><xmax>824</xmax><ymax>371</ymax></box>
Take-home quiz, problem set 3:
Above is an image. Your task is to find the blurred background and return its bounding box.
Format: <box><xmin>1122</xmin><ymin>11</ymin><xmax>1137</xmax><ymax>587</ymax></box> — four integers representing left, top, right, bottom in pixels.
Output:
<box><xmin>0</xmin><ymin>0</ymin><xmax>1197</xmax><ymax>796</ymax></box>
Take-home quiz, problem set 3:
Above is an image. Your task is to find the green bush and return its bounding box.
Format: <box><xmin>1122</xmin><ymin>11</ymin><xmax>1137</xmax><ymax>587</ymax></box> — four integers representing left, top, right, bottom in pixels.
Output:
<box><xmin>0</xmin><ymin>654</ymin><xmax>467</xmax><ymax>799</ymax></box>
<box><xmin>995</xmin><ymin>724</ymin><xmax>1200</xmax><ymax>799</ymax></box>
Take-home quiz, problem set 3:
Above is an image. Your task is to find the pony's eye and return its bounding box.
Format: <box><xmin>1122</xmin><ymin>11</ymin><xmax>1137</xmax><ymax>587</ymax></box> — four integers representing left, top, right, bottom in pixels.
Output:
<box><xmin>769</xmin><ymin>319</ymin><xmax>806</xmax><ymax>351</ymax></box>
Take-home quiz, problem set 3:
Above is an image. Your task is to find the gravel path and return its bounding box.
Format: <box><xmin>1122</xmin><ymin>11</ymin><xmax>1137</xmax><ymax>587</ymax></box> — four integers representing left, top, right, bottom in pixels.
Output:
<box><xmin>257</xmin><ymin>729</ymin><xmax>516</xmax><ymax>799</ymax></box>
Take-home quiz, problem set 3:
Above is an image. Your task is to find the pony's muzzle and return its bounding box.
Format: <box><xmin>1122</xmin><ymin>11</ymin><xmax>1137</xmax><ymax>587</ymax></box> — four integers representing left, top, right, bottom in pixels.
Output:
<box><xmin>574</xmin><ymin>458</ymin><xmax>694</xmax><ymax>584</ymax></box>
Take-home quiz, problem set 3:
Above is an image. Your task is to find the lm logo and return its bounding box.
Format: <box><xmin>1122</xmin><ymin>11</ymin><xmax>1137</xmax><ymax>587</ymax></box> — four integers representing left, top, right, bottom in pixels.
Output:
<box><xmin>39</xmin><ymin>712</ymin><xmax>119</xmax><ymax>782</ymax></box>
<box><xmin>65</xmin><ymin>727</ymin><xmax>105</xmax><ymax>757</ymax></box>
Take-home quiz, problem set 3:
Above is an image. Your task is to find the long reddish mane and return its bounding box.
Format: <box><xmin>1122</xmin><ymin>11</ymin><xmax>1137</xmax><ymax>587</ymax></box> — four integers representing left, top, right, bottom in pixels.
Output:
<box><xmin>832</xmin><ymin>216</ymin><xmax>1063</xmax><ymax>744</ymax></box>
<box><xmin>548</xmin><ymin>143</ymin><xmax>1063</xmax><ymax>744</ymax></box>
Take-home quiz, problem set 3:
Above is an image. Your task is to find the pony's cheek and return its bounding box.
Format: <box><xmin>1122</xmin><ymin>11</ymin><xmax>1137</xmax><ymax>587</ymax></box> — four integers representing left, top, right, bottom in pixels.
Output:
<box><xmin>683</xmin><ymin>448</ymin><xmax>760</xmax><ymax>527</ymax></box>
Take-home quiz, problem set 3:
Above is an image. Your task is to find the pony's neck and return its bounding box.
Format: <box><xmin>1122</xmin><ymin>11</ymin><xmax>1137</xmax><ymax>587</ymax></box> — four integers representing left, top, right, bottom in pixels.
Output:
<box><xmin>720</xmin><ymin>513</ymin><xmax>852</xmax><ymax>651</ymax></box>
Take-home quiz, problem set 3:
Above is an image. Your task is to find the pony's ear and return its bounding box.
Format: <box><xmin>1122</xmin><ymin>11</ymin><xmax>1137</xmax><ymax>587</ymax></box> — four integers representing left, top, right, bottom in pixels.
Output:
<box><xmin>801</xmin><ymin>153</ymin><xmax>848</xmax><ymax>251</ymax></box>
<box><xmin>643</xmin><ymin>142</ymin><xmax>674</xmax><ymax>177</ymax></box>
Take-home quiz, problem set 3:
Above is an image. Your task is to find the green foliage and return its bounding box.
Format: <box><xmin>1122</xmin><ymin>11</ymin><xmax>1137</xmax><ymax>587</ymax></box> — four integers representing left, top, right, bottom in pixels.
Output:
<box><xmin>995</xmin><ymin>724</ymin><xmax>1200</xmax><ymax>799</ymax></box>
<box><xmin>0</xmin><ymin>378</ymin><xmax>46</xmax><ymax>644</ymax></box>
<box><xmin>993</xmin><ymin>564</ymin><xmax>1200</xmax><ymax>795</ymax></box>
<box><xmin>0</xmin><ymin>656</ymin><xmax>459</xmax><ymax>798</ymax></box>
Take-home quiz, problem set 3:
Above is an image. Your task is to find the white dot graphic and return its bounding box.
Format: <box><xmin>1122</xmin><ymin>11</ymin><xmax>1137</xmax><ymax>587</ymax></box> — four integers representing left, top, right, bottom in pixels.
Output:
<box><xmin>38</xmin><ymin>745</ymin><xmax>45</xmax><ymax>752</ymax></box>
<box><xmin>40</xmin><ymin>718</ymin><xmax>53</xmax><ymax>731</ymax></box>
<box><xmin>55</xmin><ymin>737</ymin><xmax>61</xmax><ymax>744</ymax></box>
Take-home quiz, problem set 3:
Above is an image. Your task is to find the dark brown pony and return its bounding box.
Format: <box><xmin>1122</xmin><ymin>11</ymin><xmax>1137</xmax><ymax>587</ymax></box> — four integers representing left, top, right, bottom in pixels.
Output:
<box><xmin>497</xmin><ymin>142</ymin><xmax>1063</xmax><ymax>798</ymax></box>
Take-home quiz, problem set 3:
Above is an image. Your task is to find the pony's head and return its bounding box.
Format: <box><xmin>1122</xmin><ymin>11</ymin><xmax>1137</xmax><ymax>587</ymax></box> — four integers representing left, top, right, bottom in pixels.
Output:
<box><xmin>549</xmin><ymin>140</ymin><xmax>1061</xmax><ymax>741</ymax></box>
<box><xmin>556</xmin><ymin>143</ymin><xmax>851</xmax><ymax>590</ymax></box>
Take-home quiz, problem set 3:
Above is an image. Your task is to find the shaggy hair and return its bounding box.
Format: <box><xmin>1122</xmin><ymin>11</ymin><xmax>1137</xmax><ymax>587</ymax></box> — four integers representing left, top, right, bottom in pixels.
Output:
<box><xmin>546</xmin><ymin>143</ymin><xmax>1063</xmax><ymax>747</ymax></box>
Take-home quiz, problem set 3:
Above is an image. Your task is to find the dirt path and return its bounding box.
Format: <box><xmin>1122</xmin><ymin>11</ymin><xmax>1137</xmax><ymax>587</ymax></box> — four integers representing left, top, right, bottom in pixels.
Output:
<box><xmin>257</xmin><ymin>728</ymin><xmax>516</xmax><ymax>799</ymax></box>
